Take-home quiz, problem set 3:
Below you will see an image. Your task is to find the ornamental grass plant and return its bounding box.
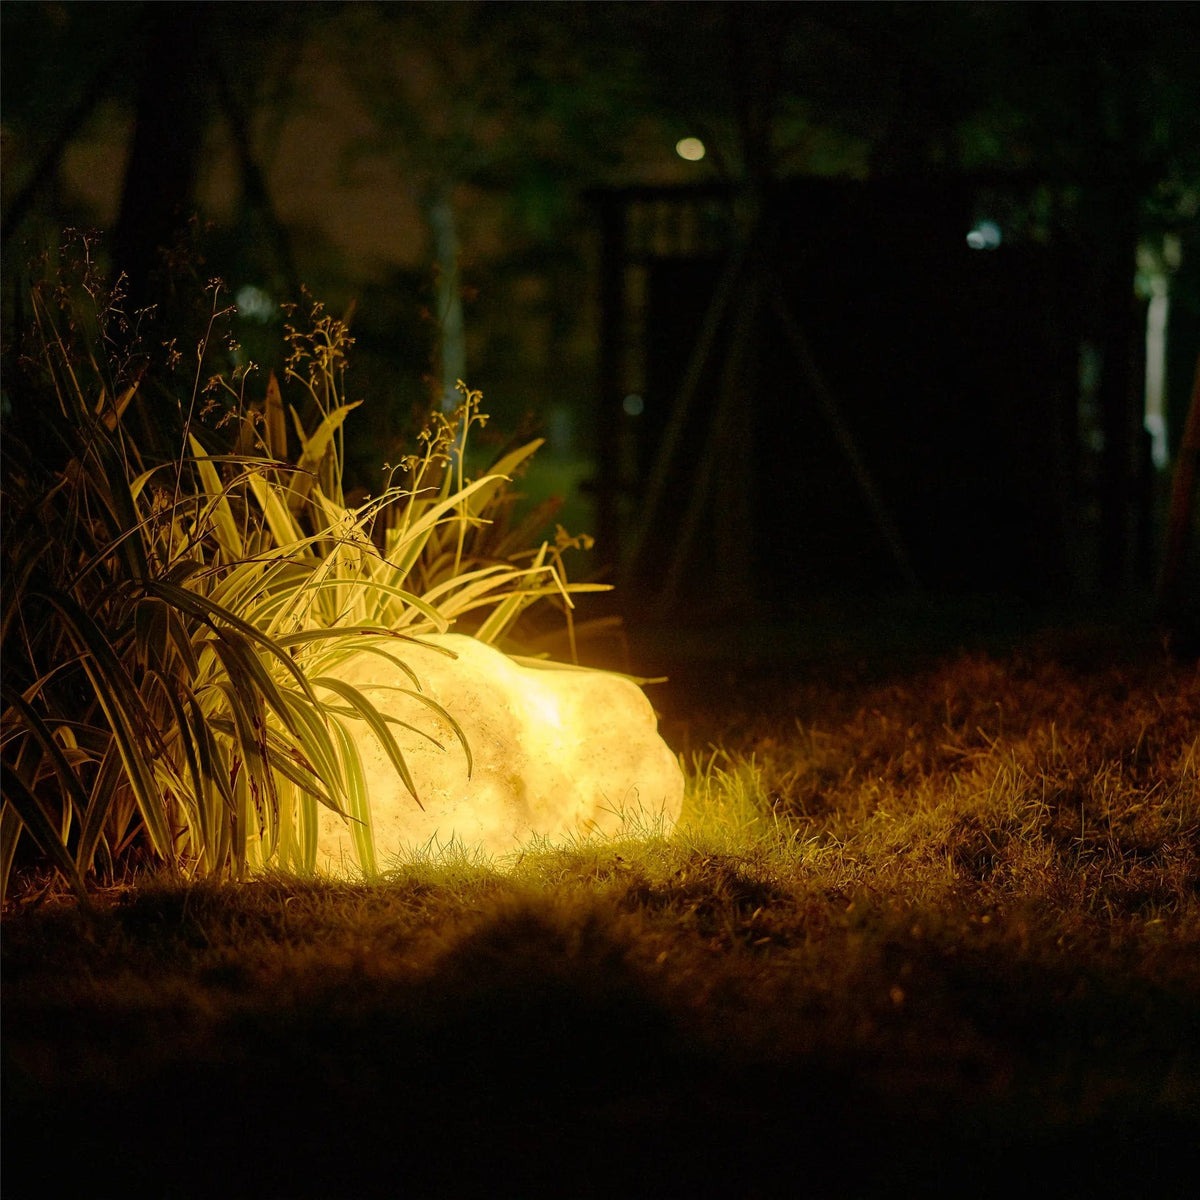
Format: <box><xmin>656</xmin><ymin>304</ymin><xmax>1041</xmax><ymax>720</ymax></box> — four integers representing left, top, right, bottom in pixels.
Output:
<box><xmin>0</xmin><ymin>234</ymin><xmax>600</xmax><ymax>899</ymax></box>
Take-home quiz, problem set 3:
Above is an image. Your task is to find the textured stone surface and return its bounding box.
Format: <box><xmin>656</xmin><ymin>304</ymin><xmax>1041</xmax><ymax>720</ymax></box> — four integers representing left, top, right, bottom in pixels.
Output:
<box><xmin>313</xmin><ymin>633</ymin><xmax>684</xmax><ymax>873</ymax></box>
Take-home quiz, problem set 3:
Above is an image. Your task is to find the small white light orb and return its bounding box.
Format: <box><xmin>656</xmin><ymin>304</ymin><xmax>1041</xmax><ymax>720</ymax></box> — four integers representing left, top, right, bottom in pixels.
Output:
<box><xmin>623</xmin><ymin>393</ymin><xmax>645</xmax><ymax>417</ymax></box>
<box><xmin>675</xmin><ymin>136</ymin><xmax>706</xmax><ymax>162</ymax></box>
<box><xmin>966</xmin><ymin>220</ymin><xmax>1002</xmax><ymax>251</ymax></box>
<box><xmin>234</xmin><ymin>284</ymin><xmax>276</xmax><ymax>322</ymax></box>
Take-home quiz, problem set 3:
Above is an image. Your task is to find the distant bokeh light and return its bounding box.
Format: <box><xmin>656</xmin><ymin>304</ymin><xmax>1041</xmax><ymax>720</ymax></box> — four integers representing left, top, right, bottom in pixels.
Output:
<box><xmin>675</xmin><ymin>136</ymin><xmax>706</xmax><ymax>162</ymax></box>
<box><xmin>966</xmin><ymin>220</ymin><xmax>1002</xmax><ymax>250</ymax></box>
<box><xmin>235</xmin><ymin>284</ymin><xmax>276</xmax><ymax>321</ymax></box>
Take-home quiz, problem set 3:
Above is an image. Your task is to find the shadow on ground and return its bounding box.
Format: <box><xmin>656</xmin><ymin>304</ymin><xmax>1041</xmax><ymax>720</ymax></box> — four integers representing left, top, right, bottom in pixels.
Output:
<box><xmin>6</xmin><ymin>897</ymin><xmax>1197</xmax><ymax>1199</ymax></box>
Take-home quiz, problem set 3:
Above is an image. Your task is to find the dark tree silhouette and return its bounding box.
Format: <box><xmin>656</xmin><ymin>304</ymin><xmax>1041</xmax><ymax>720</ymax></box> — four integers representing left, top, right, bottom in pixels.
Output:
<box><xmin>111</xmin><ymin>4</ymin><xmax>209</xmax><ymax>310</ymax></box>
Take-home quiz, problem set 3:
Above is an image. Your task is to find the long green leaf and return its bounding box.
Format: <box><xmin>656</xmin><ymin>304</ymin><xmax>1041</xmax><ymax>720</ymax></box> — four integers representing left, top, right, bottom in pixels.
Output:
<box><xmin>0</xmin><ymin>802</ymin><xmax>28</xmax><ymax>903</ymax></box>
<box><xmin>212</xmin><ymin>679</ymin><xmax>273</xmax><ymax>853</ymax></box>
<box><xmin>187</xmin><ymin>435</ymin><xmax>245</xmax><ymax>560</ymax></box>
<box><xmin>311</xmin><ymin>676</ymin><xmax>423</xmax><ymax>806</ymax></box>
<box><xmin>34</xmin><ymin>590</ymin><xmax>176</xmax><ymax>860</ymax></box>
<box><xmin>1</xmin><ymin>686</ymin><xmax>96</xmax><ymax>831</ymax></box>
<box><xmin>246</xmin><ymin>468</ymin><xmax>306</xmax><ymax>552</ymax></box>
<box><xmin>153</xmin><ymin>677</ymin><xmax>213</xmax><ymax>870</ymax></box>
<box><xmin>462</xmin><ymin>439</ymin><xmax>542</xmax><ymax>519</ymax></box>
<box><xmin>187</xmin><ymin>691</ymin><xmax>236</xmax><ymax>871</ymax></box>
<box><xmin>207</xmin><ymin>631</ymin><xmax>305</xmax><ymax>743</ymax></box>
<box><xmin>330</xmin><ymin>719</ymin><xmax>376</xmax><ymax>878</ymax></box>
<box><xmin>271</xmin><ymin>692</ymin><xmax>349</xmax><ymax>817</ymax></box>
<box><xmin>291</xmin><ymin>401</ymin><xmax>361</xmax><ymax>476</ymax></box>
<box><xmin>0</xmin><ymin>767</ymin><xmax>88</xmax><ymax>901</ymax></box>
<box><xmin>141</xmin><ymin>579</ymin><xmax>322</xmax><ymax>707</ymax></box>
<box><xmin>385</xmin><ymin>475</ymin><xmax>501</xmax><ymax>579</ymax></box>
<box><xmin>260</xmin><ymin>727</ymin><xmax>337</xmax><ymax>806</ymax></box>
<box><xmin>328</xmin><ymin>679</ymin><xmax>475</xmax><ymax>782</ymax></box>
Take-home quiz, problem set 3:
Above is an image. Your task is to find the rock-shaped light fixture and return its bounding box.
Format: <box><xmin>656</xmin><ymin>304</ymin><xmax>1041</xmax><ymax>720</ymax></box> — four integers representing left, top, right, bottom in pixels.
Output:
<box><xmin>313</xmin><ymin>633</ymin><xmax>683</xmax><ymax>873</ymax></box>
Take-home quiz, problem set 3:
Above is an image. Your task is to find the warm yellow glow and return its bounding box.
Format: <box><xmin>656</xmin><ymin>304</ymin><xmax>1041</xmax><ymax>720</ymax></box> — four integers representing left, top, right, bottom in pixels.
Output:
<box><xmin>521</xmin><ymin>681</ymin><xmax>565</xmax><ymax>731</ymax></box>
<box><xmin>312</xmin><ymin>634</ymin><xmax>684</xmax><ymax>873</ymax></box>
<box><xmin>675</xmin><ymin>136</ymin><xmax>706</xmax><ymax>162</ymax></box>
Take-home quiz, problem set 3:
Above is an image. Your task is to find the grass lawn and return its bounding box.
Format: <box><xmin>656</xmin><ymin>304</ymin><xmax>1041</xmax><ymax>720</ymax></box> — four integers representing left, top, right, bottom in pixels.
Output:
<box><xmin>3</xmin><ymin>603</ymin><xmax>1198</xmax><ymax>1199</ymax></box>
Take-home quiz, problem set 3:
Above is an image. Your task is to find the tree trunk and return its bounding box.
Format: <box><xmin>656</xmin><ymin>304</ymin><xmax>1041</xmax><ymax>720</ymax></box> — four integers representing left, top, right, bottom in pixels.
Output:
<box><xmin>1095</xmin><ymin>194</ymin><xmax>1141</xmax><ymax>595</ymax></box>
<box><xmin>112</xmin><ymin>2</ymin><xmax>209</xmax><ymax>311</ymax></box>
<box><xmin>426</xmin><ymin>190</ymin><xmax>466</xmax><ymax>409</ymax></box>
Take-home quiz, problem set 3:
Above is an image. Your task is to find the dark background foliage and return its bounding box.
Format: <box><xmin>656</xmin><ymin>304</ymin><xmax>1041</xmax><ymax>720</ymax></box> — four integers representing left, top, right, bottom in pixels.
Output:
<box><xmin>3</xmin><ymin>1</ymin><xmax>1199</xmax><ymax>619</ymax></box>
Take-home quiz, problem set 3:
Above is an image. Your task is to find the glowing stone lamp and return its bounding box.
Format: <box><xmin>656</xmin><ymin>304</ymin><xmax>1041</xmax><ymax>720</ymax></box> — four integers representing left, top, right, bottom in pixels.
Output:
<box><xmin>315</xmin><ymin>634</ymin><xmax>684</xmax><ymax>873</ymax></box>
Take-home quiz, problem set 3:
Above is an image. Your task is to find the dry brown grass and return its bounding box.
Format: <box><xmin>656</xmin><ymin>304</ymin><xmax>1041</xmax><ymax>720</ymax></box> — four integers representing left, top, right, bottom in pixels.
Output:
<box><xmin>3</xmin><ymin>620</ymin><xmax>1198</xmax><ymax>1198</ymax></box>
